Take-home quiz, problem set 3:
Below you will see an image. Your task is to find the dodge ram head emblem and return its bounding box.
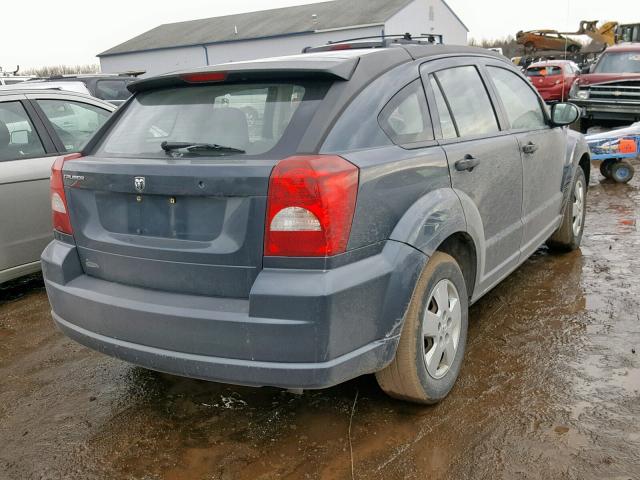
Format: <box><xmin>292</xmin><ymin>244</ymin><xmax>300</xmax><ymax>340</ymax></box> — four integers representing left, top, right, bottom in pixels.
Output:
<box><xmin>134</xmin><ymin>177</ymin><xmax>146</xmax><ymax>192</ymax></box>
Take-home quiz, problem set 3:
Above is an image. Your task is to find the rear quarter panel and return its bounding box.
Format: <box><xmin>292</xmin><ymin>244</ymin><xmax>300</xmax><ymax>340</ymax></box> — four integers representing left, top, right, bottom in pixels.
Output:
<box><xmin>320</xmin><ymin>61</ymin><xmax>454</xmax><ymax>250</ymax></box>
<box><xmin>342</xmin><ymin>145</ymin><xmax>452</xmax><ymax>250</ymax></box>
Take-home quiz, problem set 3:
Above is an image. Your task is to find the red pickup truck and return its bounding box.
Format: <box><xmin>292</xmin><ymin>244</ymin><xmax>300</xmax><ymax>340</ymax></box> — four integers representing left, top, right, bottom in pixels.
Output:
<box><xmin>570</xmin><ymin>43</ymin><xmax>640</xmax><ymax>132</ymax></box>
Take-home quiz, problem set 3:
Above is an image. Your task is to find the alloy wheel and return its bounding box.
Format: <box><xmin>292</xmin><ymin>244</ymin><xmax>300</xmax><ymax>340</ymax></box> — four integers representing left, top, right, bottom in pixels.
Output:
<box><xmin>422</xmin><ymin>279</ymin><xmax>462</xmax><ymax>379</ymax></box>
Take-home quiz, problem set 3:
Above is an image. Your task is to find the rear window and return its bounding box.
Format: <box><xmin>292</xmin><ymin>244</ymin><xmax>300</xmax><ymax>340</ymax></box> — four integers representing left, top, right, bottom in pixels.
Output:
<box><xmin>526</xmin><ymin>66</ymin><xmax>563</xmax><ymax>77</ymax></box>
<box><xmin>97</xmin><ymin>83</ymin><xmax>312</xmax><ymax>158</ymax></box>
<box><xmin>95</xmin><ymin>79</ymin><xmax>133</xmax><ymax>101</ymax></box>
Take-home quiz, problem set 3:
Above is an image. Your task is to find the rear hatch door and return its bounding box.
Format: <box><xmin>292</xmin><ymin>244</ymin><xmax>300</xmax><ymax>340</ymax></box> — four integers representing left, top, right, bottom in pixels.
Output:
<box><xmin>526</xmin><ymin>65</ymin><xmax>564</xmax><ymax>89</ymax></box>
<box><xmin>64</xmin><ymin>78</ymin><xmax>330</xmax><ymax>298</ymax></box>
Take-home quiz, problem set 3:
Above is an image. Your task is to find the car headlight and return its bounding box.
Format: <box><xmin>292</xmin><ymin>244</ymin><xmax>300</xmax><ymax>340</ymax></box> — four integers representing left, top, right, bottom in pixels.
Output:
<box><xmin>576</xmin><ymin>90</ymin><xmax>590</xmax><ymax>100</ymax></box>
<box><xmin>569</xmin><ymin>82</ymin><xmax>579</xmax><ymax>98</ymax></box>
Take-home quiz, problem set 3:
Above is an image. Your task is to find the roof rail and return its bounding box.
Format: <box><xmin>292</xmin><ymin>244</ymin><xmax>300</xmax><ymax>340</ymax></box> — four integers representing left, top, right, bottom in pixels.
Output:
<box><xmin>303</xmin><ymin>33</ymin><xmax>444</xmax><ymax>53</ymax></box>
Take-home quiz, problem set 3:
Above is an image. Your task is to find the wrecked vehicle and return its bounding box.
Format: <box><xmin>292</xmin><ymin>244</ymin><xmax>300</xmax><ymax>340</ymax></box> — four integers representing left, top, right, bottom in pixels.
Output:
<box><xmin>516</xmin><ymin>30</ymin><xmax>582</xmax><ymax>53</ymax></box>
<box><xmin>41</xmin><ymin>42</ymin><xmax>590</xmax><ymax>404</ymax></box>
<box><xmin>570</xmin><ymin>43</ymin><xmax>640</xmax><ymax>132</ymax></box>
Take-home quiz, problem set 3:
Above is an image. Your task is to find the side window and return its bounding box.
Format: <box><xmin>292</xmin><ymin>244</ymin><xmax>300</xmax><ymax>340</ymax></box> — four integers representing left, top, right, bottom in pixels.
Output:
<box><xmin>433</xmin><ymin>66</ymin><xmax>500</xmax><ymax>138</ymax></box>
<box><xmin>378</xmin><ymin>80</ymin><xmax>433</xmax><ymax>146</ymax></box>
<box><xmin>429</xmin><ymin>76</ymin><xmax>457</xmax><ymax>139</ymax></box>
<box><xmin>37</xmin><ymin>99</ymin><xmax>111</xmax><ymax>152</ymax></box>
<box><xmin>487</xmin><ymin>67</ymin><xmax>546</xmax><ymax>130</ymax></box>
<box><xmin>0</xmin><ymin>101</ymin><xmax>46</xmax><ymax>162</ymax></box>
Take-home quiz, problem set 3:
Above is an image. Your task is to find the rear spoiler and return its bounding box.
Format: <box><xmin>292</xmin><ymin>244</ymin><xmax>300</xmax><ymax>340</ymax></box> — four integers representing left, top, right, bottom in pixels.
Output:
<box><xmin>128</xmin><ymin>56</ymin><xmax>360</xmax><ymax>93</ymax></box>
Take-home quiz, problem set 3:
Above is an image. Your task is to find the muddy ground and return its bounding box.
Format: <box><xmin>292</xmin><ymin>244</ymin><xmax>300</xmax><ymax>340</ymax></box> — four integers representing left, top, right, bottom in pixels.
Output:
<box><xmin>1</xmin><ymin>164</ymin><xmax>639</xmax><ymax>480</ymax></box>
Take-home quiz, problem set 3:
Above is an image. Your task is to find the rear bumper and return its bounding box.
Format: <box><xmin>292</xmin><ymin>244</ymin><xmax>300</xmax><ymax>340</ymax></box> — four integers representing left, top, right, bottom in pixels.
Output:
<box><xmin>52</xmin><ymin>312</ymin><xmax>394</xmax><ymax>389</ymax></box>
<box><xmin>536</xmin><ymin>85</ymin><xmax>567</xmax><ymax>102</ymax></box>
<box><xmin>42</xmin><ymin>239</ymin><xmax>426</xmax><ymax>389</ymax></box>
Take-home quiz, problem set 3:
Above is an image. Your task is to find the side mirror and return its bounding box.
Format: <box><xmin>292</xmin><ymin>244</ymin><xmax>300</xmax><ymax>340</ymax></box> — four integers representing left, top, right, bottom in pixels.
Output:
<box><xmin>550</xmin><ymin>102</ymin><xmax>580</xmax><ymax>126</ymax></box>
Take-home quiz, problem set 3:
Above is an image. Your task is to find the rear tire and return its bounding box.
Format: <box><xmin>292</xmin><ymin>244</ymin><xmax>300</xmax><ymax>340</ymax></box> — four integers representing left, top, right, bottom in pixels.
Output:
<box><xmin>376</xmin><ymin>252</ymin><xmax>468</xmax><ymax>404</ymax></box>
<box><xmin>547</xmin><ymin>168</ymin><xmax>587</xmax><ymax>252</ymax></box>
<box><xmin>610</xmin><ymin>161</ymin><xmax>634</xmax><ymax>183</ymax></box>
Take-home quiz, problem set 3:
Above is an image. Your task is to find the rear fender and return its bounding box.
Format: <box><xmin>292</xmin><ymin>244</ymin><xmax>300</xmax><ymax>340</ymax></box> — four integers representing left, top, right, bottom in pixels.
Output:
<box><xmin>389</xmin><ymin>187</ymin><xmax>485</xmax><ymax>297</ymax></box>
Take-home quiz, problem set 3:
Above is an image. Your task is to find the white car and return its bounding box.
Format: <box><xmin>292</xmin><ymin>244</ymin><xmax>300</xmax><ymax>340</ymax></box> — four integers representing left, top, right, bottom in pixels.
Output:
<box><xmin>0</xmin><ymin>76</ymin><xmax>36</xmax><ymax>86</ymax></box>
<box><xmin>0</xmin><ymin>89</ymin><xmax>115</xmax><ymax>283</ymax></box>
<box><xmin>0</xmin><ymin>80</ymin><xmax>92</xmax><ymax>96</ymax></box>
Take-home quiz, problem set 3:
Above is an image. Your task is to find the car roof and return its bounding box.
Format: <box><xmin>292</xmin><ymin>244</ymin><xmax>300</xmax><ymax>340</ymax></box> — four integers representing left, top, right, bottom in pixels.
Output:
<box><xmin>42</xmin><ymin>74</ymin><xmax>138</xmax><ymax>79</ymax></box>
<box><xmin>0</xmin><ymin>80</ymin><xmax>91</xmax><ymax>95</ymax></box>
<box><xmin>0</xmin><ymin>88</ymin><xmax>116</xmax><ymax>109</ymax></box>
<box><xmin>604</xmin><ymin>42</ymin><xmax>640</xmax><ymax>52</ymax></box>
<box><xmin>130</xmin><ymin>45</ymin><xmax>506</xmax><ymax>93</ymax></box>
<box><xmin>528</xmin><ymin>60</ymin><xmax>574</xmax><ymax>67</ymax></box>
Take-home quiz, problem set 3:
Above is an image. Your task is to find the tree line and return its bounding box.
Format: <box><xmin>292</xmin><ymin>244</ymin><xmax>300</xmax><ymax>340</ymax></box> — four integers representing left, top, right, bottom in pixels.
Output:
<box><xmin>17</xmin><ymin>64</ymin><xmax>100</xmax><ymax>77</ymax></box>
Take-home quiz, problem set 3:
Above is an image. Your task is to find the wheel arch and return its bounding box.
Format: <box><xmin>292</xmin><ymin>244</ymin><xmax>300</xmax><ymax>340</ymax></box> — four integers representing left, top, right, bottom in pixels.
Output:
<box><xmin>435</xmin><ymin>232</ymin><xmax>478</xmax><ymax>299</ymax></box>
<box><xmin>563</xmin><ymin>130</ymin><xmax>591</xmax><ymax>206</ymax></box>
<box><xmin>389</xmin><ymin>187</ymin><xmax>484</xmax><ymax>299</ymax></box>
<box><xmin>579</xmin><ymin>152</ymin><xmax>591</xmax><ymax>187</ymax></box>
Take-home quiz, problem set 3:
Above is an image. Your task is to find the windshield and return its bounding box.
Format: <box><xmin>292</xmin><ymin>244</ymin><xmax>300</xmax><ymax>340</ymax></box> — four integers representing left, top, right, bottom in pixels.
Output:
<box><xmin>96</xmin><ymin>82</ymin><xmax>310</xmax><ymax>158</ymax></box>
<box><xmin>526</xmin><ymin>66</ymin><xmax>563</xmax><ymax>77</ymax></box>
<box><xmin>594</xmin><ymin>52</ymin><xmax>640</xmax><ymax>74</ymax></box>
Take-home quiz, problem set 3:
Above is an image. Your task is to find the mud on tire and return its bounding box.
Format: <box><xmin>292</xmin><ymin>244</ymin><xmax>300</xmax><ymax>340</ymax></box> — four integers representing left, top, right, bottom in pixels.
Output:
<box><xmin>547</xmin><ymin>167</ymin><xmax>587</xmax><ymax>252</ymax></box>
<box><xmin>375</xmin><ymin>252</ymin><xmax>468</xmax><ymax>404</ymax></box>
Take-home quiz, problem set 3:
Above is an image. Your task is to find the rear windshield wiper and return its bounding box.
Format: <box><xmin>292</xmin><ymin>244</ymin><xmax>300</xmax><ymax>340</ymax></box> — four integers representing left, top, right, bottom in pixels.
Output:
<box><xmin>161</xmin><ymin>141</ymin><xmax>246</xmax><ymax>154</ymax></box>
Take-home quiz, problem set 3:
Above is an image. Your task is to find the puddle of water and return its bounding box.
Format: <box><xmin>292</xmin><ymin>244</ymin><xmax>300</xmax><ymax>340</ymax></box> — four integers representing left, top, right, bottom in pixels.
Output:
<box><xmin>1</xmin><ymin>163</ymin><xmax>639</xmax><ymax>480</ymax></box>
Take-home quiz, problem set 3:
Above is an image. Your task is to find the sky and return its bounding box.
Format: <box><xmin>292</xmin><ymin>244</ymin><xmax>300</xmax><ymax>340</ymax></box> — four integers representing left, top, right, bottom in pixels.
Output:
<box><xmin>1</xmin><ymin>0</ymin><xmax>636</xmax><ymax>71</ymax></box>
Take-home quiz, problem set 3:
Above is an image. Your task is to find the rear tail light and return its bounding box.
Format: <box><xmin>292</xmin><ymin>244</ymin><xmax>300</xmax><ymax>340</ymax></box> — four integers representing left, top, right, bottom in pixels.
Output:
<box><xmin>265</xmin><ymin>155</ymin><xmax>359</xmax><ymax>257</ymax></box>
<box><xmin>51</xmin><ymin>153</ymin><xmax>82</xmax><ymax>235</ymax></box>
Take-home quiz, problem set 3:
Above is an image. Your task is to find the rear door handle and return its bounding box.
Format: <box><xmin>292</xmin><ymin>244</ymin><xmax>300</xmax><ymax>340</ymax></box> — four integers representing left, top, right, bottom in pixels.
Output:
<box><xmin>522</xmin><ymin>142</ymin><xmax>538</xmax><ymax>154</ymax></box>
<box><xmin>455</xmin><ymin>155</ymin><xmax>480</xmax><ymax>172</ymax></box>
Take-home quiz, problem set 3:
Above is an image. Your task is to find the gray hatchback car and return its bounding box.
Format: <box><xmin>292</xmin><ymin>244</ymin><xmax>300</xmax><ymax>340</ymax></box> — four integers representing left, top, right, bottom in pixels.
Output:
<box><xmin>41</xmin><ymin>43</ymin><xmax>590</xmax><ymax>403</ymax></box>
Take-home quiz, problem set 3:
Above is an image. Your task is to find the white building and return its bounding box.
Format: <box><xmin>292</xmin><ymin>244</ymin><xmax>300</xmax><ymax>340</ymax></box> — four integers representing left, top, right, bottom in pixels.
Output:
<box><xmin>99</xmin><ymin>0</ymin><xmax>468</xmax><ymax>77</ymax></box>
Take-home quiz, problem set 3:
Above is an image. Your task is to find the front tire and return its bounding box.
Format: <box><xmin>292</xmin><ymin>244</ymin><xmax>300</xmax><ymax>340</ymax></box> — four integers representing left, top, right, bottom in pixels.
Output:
<box><xmin>547</xmin><ymin>167</ymin><xmax>587</xmax><ymax>252</ymax></box>
<box><xmin>376</xmin><ymin>252</ymin><xmax>468</xmax><ymax>404</ymax></box>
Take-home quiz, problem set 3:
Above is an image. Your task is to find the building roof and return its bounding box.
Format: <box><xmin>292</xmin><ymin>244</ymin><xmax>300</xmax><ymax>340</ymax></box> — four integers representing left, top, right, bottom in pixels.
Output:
<box><xmin>99</xmin><ymin>0</ymin><xmax>467</xmax><ymax>57</ymax></box>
